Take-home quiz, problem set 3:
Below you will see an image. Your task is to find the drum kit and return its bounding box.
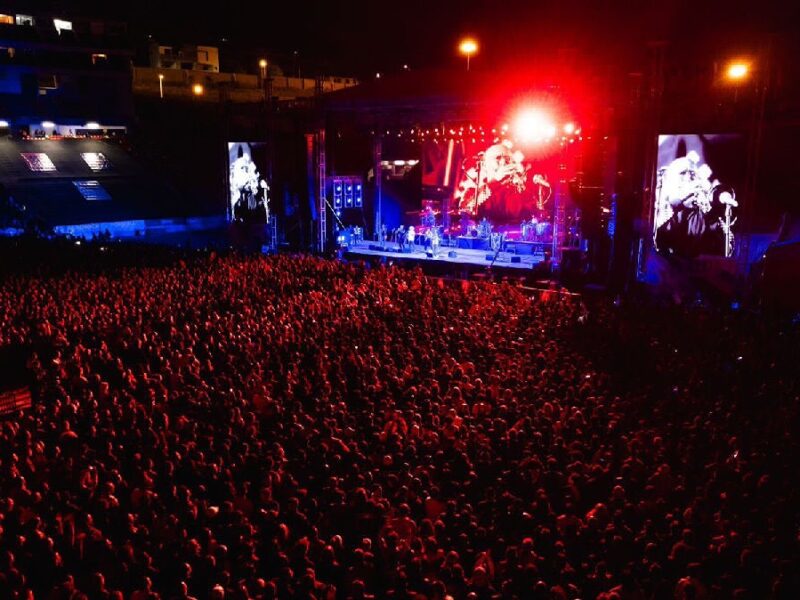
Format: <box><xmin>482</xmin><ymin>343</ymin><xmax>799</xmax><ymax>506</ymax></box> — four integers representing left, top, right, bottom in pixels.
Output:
<box><xmin>520</xmin><ymin>218</ymin><xmax>551</xmax><ymax>241</ymax></box>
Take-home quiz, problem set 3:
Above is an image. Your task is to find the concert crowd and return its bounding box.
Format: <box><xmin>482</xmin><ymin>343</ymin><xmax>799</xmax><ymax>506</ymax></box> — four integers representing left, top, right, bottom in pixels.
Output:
<box><xmin>0</xmin><ymin>247</ymin><xmax>798</xmax><ymax>600</ymax></box>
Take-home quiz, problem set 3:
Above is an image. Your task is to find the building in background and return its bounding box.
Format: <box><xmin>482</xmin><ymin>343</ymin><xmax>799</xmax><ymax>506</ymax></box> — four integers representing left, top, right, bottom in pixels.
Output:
<box><xmin>149</xmin><ymin>41</ymin><xmax>220</xmax><ymax>72</ymax></box>
<box><xmin>134</xmin><ymin>38</ymin><xmax>358</xmax><ymax>103</ymax></box>
<box><xmin>0</xmin><ymin>8</ymin><xmax>133</xmax><ymax>134</ymax></box>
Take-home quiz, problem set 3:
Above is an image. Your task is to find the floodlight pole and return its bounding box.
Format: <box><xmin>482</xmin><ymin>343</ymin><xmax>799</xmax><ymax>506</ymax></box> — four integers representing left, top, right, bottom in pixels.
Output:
<box><xmin>318</xmin><ymin>128</ymin><xmax>327</xmax><ymax>252</ymax></box>
<box><xmin>374</xmin><ymin>136</ymin><xmax>383</xmax><ymax>244</ymax></box>
<box><xmin>739</xmin><ymin>43</ymin><xmax>770</xmax><ymax>270</ymax></box>
<box><xmin>552</xmin><ymin>144</ymin><xmax>568</xmax><ymax>269</ymax></box>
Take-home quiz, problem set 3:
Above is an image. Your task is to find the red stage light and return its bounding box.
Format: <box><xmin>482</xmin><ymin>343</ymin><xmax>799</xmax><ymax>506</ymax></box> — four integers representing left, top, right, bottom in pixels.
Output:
<box><xmin>563</xmin><ymin>122</ymin><xmax>575</xmax><ymax>134</ymax></box>
<box><xmin>513</xmin><ymin>109</ymin><xmax>556</xmax><ymax>143</ymax></box>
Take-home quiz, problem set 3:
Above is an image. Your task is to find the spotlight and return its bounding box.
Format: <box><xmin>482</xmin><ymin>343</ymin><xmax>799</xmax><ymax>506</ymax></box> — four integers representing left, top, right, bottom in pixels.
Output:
<box><xmin>513</xmin><ymin>109</ymin><xmax>555</xmax><ymax>143</ymax></box>
<box><xmin>0</xmin><ymin>120</ymin><xmax>8</xmax><ymax>128</ymax></box>
<box><xmin>726</xmin><ymin>61</ymin><xmax>749</xmax><ymax>81</ymax></box>
<box><xmin>85</xmin><ymin>122</ymin><xmax>100</xmax><ymax>130</ymax></box>
<box><xmin>563</xmin><ymin>122</ymin><xmax>575</xmax><ymax>134</ymax></box>
<box><xmin>192</xmin><ymin>83</ymin><xmax>204</xmax><ymax>96</ymax></box>
<box><xmin>42</xmin><ymin>121</ymin><xmax>55</xmax><ymax>128</ymax></box>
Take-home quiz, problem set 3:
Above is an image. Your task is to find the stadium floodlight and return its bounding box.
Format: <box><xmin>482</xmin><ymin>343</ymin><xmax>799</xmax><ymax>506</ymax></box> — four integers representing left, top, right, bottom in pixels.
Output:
<box><xmin>726</xmin><ymin>61</ymin><xmax>750</xmax><ymax>81</ymax></box>
<box><xmin>458</xmin><ymin>38</ymin><xmax>478</xmax><ymax>71</ymax></box>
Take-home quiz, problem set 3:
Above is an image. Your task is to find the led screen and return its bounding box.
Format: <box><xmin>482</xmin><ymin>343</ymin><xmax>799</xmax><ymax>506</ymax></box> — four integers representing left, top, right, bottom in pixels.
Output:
<box><xmin>654</xmin><ymin>134</ymin><xmax>744</xmax><ymax>258</ymax></box>
<box><xmin>227</xmin><ymin>142</ymin><xmax>270</xmax><ymax>224</ymax></box>
<box><xmin>20</xmin><ymin>153</ymin><xmax>56</xmax><ymax>172</ymax></box>
<box><xmin>81</xmin><ymin>152</ymin><xmax>111</xmax><ymax>171</ymax></box>
<box><xmin>423</xmin><ymin>139</ymin><xmax>558</xmax><ymax>225</ymax></box>
<box><xmin>73</xmin><ymin>180</ymin><xmax>111</xmax><ymax>201</ymax></box>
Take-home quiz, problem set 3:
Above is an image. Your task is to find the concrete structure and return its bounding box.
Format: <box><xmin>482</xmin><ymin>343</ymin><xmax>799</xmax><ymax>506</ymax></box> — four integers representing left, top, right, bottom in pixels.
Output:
<box><xmin>148</xmin><ymin>42</ymin><xmax>220</xmax><ymax>72</ymax></box>
<box><xmin>133</xmin><ymin>66</ymin><xmax>358</xmax><ymax>103</ymax></box>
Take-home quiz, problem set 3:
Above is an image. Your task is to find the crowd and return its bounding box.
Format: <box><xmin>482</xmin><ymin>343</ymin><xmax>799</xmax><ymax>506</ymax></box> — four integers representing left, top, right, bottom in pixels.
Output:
<box><xmin>0</xmin><ymin>248</ymin><xmax>798</xmax><ymax>599</ymax></box>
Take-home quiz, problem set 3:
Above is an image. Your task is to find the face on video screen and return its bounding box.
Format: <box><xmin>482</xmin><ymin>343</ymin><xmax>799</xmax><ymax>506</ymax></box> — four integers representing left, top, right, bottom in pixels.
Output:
<box><xmin>228</xmin><ymin>142</ymin><xmax>270</xmax><ymax>224</ymax></box>
<box><xmin>654</xmin><ymin>134</ymin><xmax>744</xmax><ymax>258</ymax></box>
<box><xmin>423</xmin><ymin>139</ymin><xmax>556</xmax><ymax>224</ymax></box>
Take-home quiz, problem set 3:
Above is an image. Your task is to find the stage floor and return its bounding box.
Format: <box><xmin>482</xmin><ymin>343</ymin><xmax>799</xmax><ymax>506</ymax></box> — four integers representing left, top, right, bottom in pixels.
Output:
<box><xmin>344</xmin><ymin>241</ymin><xmax>545</xmax><ymax>271</ymax></box>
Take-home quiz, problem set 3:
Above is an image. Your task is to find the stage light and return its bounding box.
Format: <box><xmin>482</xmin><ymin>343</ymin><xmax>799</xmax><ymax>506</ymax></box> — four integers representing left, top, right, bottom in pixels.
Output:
<box><xmin>259</xmin><ymin>59</ymin><xmax>268</xmax><ymax>69</ymax></box>
<box><xmin>458</xmin><ymin>37</ymin><xmax>478</xmax><ymax>71</ymax></box>
<box><xmin>563</xmin><ymin>122</ymin><xmax>575</xmax><ymax>134</ymax></box>
<box><xmin>513</xmin><ymin>109</ymin><xmax>555</xmax><ymax>143</ymax></box>
<box><xmin>42</xmin><ymin>121</ymin><xmax>55</xmax><ymax>129</ymax></box>
<box><xmin>0</xmin><ymin>120</ymin><xmax>8</xmax><ymax>128</ymax></box>
<box><xmin>344</xmin><ymin>182</ymin><xmax>354</xmax><ymax>207</ymax></box>
<box><xmin>85</xmin><ymin>122</ymin><xmax>100</xmax><ymax>130</ymax></box>
<box><xmin>192</xmin><ymin>83</ymin><xmax>204</xmax><ymax>96</ymax></box>
<box><xmin>333</xmin><ymin>178</ymin><xmax>343</xmax><ymax>208</ymax></box>
<box><xmin>158</xmin><ymin>73</ymin><xmax>164</xmax><ymax>99</ymax></box>
<box><xmin>355</xmin><ymin>182</ymin><xmax>363</xmax><ymax>207</ymax></box>
<box><xmin>726</xmin><ymin>61</ymin><xmax>749</xmax><ymax>81</ymax></box>
<box><xmin>375</xmin><ymin>72</ymin><xmax>381</xmax><ymax>79</ymax></box>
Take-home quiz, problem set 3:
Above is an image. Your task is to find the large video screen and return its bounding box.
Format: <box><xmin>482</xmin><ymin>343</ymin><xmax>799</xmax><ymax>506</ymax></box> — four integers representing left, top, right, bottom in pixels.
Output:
<box><xmin>227</xmin><ymin>142</ymin><xmax>270</xmax><ymax>223</ymax></box>
<box><xmin>423</xmin><ymin>139</ymin><xmax>559</xmax><ymax>224</ymax></box>
<box><xmin>654</xmin><ymin>134</ymin><xmax>744</xmax><ymax>258</ymax></box>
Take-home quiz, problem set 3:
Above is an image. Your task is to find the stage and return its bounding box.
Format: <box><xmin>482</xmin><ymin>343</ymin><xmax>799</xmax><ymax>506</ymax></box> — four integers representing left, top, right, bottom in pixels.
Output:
<box><xmin>343</xmin><ymin>240</ymin><xmax>547</xmax><ymax>272</ymax></box>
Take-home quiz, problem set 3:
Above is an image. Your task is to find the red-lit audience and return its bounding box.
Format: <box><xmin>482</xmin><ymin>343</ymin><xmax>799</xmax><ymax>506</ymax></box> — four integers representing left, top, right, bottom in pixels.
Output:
<box><xmin>0</xmin><ymin>252</ymin><xmax>798</xmax><ymax>599</ymax></box>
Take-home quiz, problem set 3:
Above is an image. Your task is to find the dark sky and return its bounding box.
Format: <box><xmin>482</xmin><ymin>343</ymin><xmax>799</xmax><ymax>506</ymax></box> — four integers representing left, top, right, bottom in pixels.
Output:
<box><xmin>49</xmin><ymin>0</ymin><xmax>800</xmax><ymax>76</ymax></box>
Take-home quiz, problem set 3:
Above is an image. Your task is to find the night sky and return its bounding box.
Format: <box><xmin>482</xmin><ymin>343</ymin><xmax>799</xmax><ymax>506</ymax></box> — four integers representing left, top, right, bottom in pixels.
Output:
<box><xmin>50</xmin><ymin>0</ymin><xmax>800</xmax><ymax>76</ymax></box>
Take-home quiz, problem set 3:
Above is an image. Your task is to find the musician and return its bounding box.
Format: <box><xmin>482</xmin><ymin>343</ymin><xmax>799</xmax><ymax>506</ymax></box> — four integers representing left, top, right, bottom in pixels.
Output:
<box><xmin>406</xmin><ymin>225</ymin><xmax>416</xmax><ymax>252</ymax></box>
<box><xmin>396</xmin><ymin>225</ymin><xmax>406</xmax><ymax>251</ymax></box>
<box><xmin>230</xmin><ymin>145</ymin><xmax>269</xmax><ymax>224</ymax></box>
<box><xmin>655</xmin><ymin>152</ymin><xmax>712</xmax><ymax>257</ymax></box>
<box><xmin>425</xmin><ymin>227</ymin><xmax>441</xmax><ymax>257</ymax></box>
<box><xmin>422</xmin><ymin>206</ymin><xmax>436</xmax><ymax>228</ymax></box>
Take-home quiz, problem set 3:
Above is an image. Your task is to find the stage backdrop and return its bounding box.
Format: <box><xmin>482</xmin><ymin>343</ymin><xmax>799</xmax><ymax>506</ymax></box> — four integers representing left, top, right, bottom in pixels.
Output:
<box><xmin>227</xmin><ymin>142</ymin><xmax>270</xmax><ymax>224</ymax></box>
<box><xmin>653</xmin><ymin>134</ymin><xmax>745</xmax><ymax>258</ymax></box>
<box><xmin>423</xmin><ymin>139</ymin><xmax>563</xmax><ymax>226</ymax></box>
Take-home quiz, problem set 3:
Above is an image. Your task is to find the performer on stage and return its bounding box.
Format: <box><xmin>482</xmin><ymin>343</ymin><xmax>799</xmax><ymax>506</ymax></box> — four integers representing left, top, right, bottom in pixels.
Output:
<box><xmin>406</xmin><ymin>225</ymin><xmax>416</xmax><ymax>252</ymax></box>
<box><xmin>396</xmin><ymin>225</ymin><xmax>406</xmax><ymax>251</ymax></box>
<box><xmin>425</xmin><ymin>227</ymin><xmax>441</xmax><ymax>257</ymax></box>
